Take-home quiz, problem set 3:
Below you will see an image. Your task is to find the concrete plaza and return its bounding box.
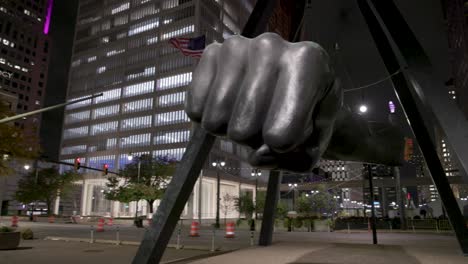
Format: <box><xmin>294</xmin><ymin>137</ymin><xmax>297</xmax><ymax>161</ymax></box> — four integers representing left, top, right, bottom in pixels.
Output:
<box><xmin>1</xmin><ymin>220</ymin><xmax>467</xmax><ymax>264</ymax></box>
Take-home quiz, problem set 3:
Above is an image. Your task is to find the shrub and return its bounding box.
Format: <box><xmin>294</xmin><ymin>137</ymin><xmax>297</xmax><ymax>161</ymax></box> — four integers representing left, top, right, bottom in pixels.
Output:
<box><xmin>283</xmin><ymin>218</ymin><xmax>291</xmax><ymax>229</ymax></box>
<box><xmin>236</xmin><ymin>218</ymin><xmax>243</xmax><ymax>227</ymax></box>
<box><xmin>292</xmin><ymin>218</ymin><xmax>303</xmax><ymax>229</ymax></box>
<box><xmin>21</xmin><ymin>228</ymin><xmax>34</xmax><ymax>240</ymax></box>
<box><xmin>0</xmin><ymin>226</ymin><xmax>14</xmax><ymax>232</ymax></box>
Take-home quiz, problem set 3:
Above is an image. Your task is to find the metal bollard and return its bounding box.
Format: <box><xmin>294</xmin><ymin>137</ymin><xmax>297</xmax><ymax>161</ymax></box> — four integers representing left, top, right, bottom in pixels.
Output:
<box><xmin>211</xmin><ymin>227</ymin><xmax>215</xmax><ymax>252</ymax></box>
<box><xmin>176</xmin><ymin>227</ymin><xmax>181</xmax><ymax>250</ymax></box>
<box><xmin>250</xmin><ymin>231</ymin><xmax>254</xmax><ymax>246</ymax></box>
<box><xmin>116</xmin><ymin>226</ymin><xmax>120</xmax><ymax>245</ymax></box>
<box><xmin>90</xmin><ymin>225</ymin><xmax>95</xmax><ymax>244</ymax></box>
<box><xmin>412</xmin><ymin>222</ymin><xmax>416</xmax><ymax>233</ymax></box>
<box><xmin>436</xmin><ymin>221</ymin><xmax>440</xmax><ymax>233</ymax></box>
<box><xmin>389</xmin><ymin>222</ymin><xmax>392</xmax><ymax>231</ymax></box>
<box><xmin>347</xmin><ymin>222</ymin><xmax>350</xmax><ymax>234</ymax></box>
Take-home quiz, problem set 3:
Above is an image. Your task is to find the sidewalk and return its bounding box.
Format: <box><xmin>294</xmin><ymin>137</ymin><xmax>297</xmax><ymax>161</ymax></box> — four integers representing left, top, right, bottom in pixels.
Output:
<box><xmin>187</xmin><ymin>232</ymin><xmax>468</xmax><ymax>264</ymax></box>
<box><xmin>0</xmin><ymin>239</ymin><xmax>217</xmax><ymax>264</ymax></box>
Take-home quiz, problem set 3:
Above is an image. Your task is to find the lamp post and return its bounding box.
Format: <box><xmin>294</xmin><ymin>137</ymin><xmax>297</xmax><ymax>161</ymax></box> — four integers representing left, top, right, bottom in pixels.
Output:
<box><xmin>212</xmin><ymin>161</ymin><xmax>225</xmax><ymax>229</ymax></box>
<box><xmin>288</xmin><ymin>183</ymin><xmax>298</xmax><ymax>210</ymax></box>
<box><xmin>251</xmin><ymin>169</ymin><xmax>261</xmax><ymax>219</ymax></box>
<box><xmin>128</xmin><ymin>154</ymin><xmax>142</xmax><ymax>226</ymax></box>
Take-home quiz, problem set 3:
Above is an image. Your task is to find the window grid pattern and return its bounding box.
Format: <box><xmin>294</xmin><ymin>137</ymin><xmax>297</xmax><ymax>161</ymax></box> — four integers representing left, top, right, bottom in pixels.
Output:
<box><xmin>120</xmin><ymin>133</ymin><xmax>151</xmax><ymax>148</ymax></box>
<box><xmin>155</xmin><ymin>110</ymin><xmax>190</xmax><ymax>126</ymax></box>
<box><xmin>157</xmin><ymin>92</ymin><xmax>185</xmax><ymax>107</ymax></box>
<box><xmin>156</xmin><ymin>72</ymin><xmax>192</xmax><ymax>91</ymax></box>
<box><xmin>121</xmin><ymin>115</ymin><xmax>152</xmax><ymax>130</ymax></box>
<box><xmin>61</xmin><ymin>145</ymin><xmax>87</xmax><ymax>155</ymax></box>
<box><xmin>65</xmin><ymin>110</ymin><xmax>91</xmax><ymax>124</ymax></box>
<box><xmin>154</xmin><ymin>129</ymin><xmax>190</xmax><ymax>145</ymax></box>
<box><xmin>95</xmin><ymin>88</ymin><xmax>122</xmax><ymax>103</ymax></box>
<box><xmin>153</xmin><ymin>148</ymin><xmax>186</xmax><ymax>160</ymax></box>
<box><xmin>123</xmin><ymin>98</ymin><xmax>153</xmax><ymax>113</ymax></box>
<box><xmin>93</xmin><ymin>105</ymin><xmax>120</xmax><ymax>119</ymax></box>
<box><xmin>123</xmin><ymin>80</ymin><xmax>155</xmax><ymax>97</ymax></box>
<box><xmin>63</xmin><ymin>126</ymin><xmax>89</xmax><ymax>139</ymax></box>
<box><xmin>91</xmin><ymin>121</ymin><xmax>119</xmax><ymax>135</ymax></box>
<box><xmin>128</xmin><ymin>17</ymin><xmax>159</xmax><ymax>36</ymax></box>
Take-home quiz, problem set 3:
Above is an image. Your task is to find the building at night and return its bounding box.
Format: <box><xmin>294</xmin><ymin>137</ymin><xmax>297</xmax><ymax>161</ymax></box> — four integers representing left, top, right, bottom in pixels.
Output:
<box><xmin>58</xmin><ymin>0</ymin><xmax>260</xmax><ymax>218</ymax></box>
<box><xmin>0</xmin><ymin>0</ymin><xmax>53</xmax><ymax>139</ymax></box>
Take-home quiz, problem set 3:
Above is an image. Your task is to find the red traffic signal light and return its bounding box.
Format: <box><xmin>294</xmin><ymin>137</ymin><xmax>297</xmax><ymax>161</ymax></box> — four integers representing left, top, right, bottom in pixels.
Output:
<box><xmin>103</xmin><ymin>164</ymin><xmax>109</xmax><ymax>175</ymax></box>
<box><xmin>74</xmin><ymin>157</ymin><xmax>81</xmax><ymax>171</ymax></box>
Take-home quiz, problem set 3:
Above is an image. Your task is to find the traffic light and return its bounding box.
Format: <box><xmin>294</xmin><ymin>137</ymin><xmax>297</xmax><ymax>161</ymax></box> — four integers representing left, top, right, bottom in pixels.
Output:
<box><xmin>103</xmin><ymin>164</ymin><xmax>109</xmax><ymax>175</ymax></box>
<box><xmin>74</xmin><ymin>157</ymin><xmax>81</xmax><ymax>171</ymax></box>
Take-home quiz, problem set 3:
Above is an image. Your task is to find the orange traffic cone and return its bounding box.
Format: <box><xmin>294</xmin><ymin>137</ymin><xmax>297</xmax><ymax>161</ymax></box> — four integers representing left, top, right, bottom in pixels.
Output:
<box><xmin>11</xmin><ymin>216</ymin><xmax>18</xmax><ymax>227</ymax></box>
<box><xmin>107</xmin><ymin>218</ymin><xmax>113</xmax><ymax>226</ymax></box>
<box><xmin>225</xmin><ymin>222</ymin><xmax>235</xmax><ymax>238</ymax></box>
<box><xmin>96</xmin><ymin>218</ymin><xmax>105</xmax><ymax>232</ymax></box>
<box><xmin>190</xmin><ymin>221</ymin><xmax>200</xmax><ymax>237</ymax></box>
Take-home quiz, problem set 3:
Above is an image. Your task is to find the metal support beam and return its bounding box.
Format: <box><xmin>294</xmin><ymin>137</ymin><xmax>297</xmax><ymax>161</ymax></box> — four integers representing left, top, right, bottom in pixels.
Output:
<box><xmin>259</xmin><ymin>170</ymin><xmax>281</xmax><ymax>246</ymax></box>
<box><xmin>132</xmin><ymin>125</ymin><xmax>215</xmax><ymax>263</ymax></box>
<box><xmin>357</xmin><ymin>0</ymin><xmax>468</xmax><ymax>254</ymax></box>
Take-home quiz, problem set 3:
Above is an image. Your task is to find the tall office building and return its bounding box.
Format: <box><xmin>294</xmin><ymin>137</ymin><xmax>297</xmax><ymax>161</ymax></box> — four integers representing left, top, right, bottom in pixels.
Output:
<box><xmin>0</xmin><ymin>0</ymin><xmax>53</xmax><ymax>139</ymax></box>
<box><xmin>59</xmin><ymin>0</ymin><xmax>259</xmax><ymax>217</ymax></box>
<box><xmin>443</xmin><ymin>0</ymin><xmax>468</xmax><ymax>119</ymax></box>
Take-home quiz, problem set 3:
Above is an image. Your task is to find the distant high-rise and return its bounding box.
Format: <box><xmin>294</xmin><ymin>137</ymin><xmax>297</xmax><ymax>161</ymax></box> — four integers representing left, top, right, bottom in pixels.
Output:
<box><xmin>0</xmin><ymin>0</ymin><xmax>53</xmax><ymax>139</ymax></box>
<box><xmin>442</xmin><ymin>0</ymin><xmax>468</xmax><ymax>119</ymax></box>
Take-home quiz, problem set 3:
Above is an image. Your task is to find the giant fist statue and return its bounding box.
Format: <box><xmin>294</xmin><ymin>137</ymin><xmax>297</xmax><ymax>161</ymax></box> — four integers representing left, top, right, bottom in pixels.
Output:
<box><xmin>185</xmin><ymin>33</ymin><xmax>403</xmax><ymax>172</ymax></box>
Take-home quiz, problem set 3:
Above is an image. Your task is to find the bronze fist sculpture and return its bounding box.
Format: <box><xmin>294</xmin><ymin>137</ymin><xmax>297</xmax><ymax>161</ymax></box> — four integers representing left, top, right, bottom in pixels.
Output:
<box><xmin>186</xmin><ymin>33</ymin><xmax>403</xmax><ymax>171</ymax></box>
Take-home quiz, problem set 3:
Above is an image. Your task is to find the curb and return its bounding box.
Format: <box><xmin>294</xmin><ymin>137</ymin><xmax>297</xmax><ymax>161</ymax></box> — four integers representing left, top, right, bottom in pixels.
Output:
<box><xmin>43</xmin><ymin>236</ymin><xmax>222</xmax><ymax>251</ymax></box>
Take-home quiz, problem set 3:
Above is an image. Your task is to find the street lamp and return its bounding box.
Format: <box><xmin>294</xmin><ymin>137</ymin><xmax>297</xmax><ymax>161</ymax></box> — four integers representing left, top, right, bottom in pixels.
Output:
<box><xmin>288</xmin><ymin>183</ymin><xmax>298</xmax><ymax>210</ymax></box>
<box><xmin>128</xmin><ymin>153</ymin><xmax>142</xmax><ymax>226</ymax></box>
<box><xmin>251</xmin><ymin>169</ymin><xmax>261</xmax><ymax>219</ymax></box>
<box><xmin>212</xmin><ymin>161</ymin><xmax>225</xmax><ymax>228</ymax></box>
<box><xmin>24</xmin><ymin>164</ymin><xmax>30</xmax><ymax>170</ymax></box>
<box><xmin>359</xmin><ymin>104</ymin><xmax>368</xmax><ymax>113</ymax></box>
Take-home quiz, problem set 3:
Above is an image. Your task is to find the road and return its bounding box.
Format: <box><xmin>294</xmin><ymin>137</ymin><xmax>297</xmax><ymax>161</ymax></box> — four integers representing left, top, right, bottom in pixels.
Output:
<box><xmin>9</xmin><ymin>221</ymin><xmax>257</xmax><ymax>250</ymax></box>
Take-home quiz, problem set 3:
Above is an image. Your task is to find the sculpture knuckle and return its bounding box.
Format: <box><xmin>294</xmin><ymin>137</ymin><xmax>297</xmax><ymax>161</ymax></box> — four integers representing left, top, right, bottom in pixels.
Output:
<box><xmin>264</xmin><ymin>130</ymin><xmax>296</xmax><ymax>153</ymax></box>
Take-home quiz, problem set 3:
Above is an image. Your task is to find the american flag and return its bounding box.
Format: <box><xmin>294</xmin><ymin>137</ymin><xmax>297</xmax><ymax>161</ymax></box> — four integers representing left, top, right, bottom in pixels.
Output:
<box><xmin>169</xmin><ymin>35</ymin><xmax>206</xmax><ymax>58</ymax></box>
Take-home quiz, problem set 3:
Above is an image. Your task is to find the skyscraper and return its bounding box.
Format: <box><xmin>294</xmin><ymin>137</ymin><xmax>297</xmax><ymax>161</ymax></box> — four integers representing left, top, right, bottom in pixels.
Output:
<box><xmin>0</xmin><ymin>0</ymin><xmax>53</xmax><ymax>139</ymax></box>
<box><xmin>59</xmin><ymin>0</ymin><xmax>258</xmax><ymax>217</ymax></box>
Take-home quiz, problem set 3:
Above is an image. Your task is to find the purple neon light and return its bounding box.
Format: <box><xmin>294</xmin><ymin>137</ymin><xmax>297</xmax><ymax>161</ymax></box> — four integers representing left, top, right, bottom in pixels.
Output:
<box><xmin>388</xmin><ymin>101</ymin><xmax>396</xmax><ymax>113</ymax></box>
<box><xmin>43</xmin><ymin>0</ymin><xmax>53</xmax><ymax>34</ymax></box>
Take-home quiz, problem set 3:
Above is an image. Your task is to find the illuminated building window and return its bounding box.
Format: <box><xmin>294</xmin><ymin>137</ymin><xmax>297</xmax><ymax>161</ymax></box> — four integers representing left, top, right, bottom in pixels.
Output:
<box><xmin>61</xmin><ymin>145</ymin><xmax>87</xmax><ymax>155</ymax></box>
<box><xmin>156</xmin><ymin>72</ymin><xmax>192</xmax><ymax>91</ymax></box>
<box><xmin>95</xmin><ymin>88</ymin><xmax>122</xmax><ymax>103</ymax></box>
<box><xmin>120</xmin><ymin>133</ymin><xmax>151</xmax><ymax>148</ymax></box>
<box><xmin>87</xmin><ymin>56</ymin><xmax>97</xmax><ymax>62</ymax></box>
<box><xmin>63</xmin><ymin>126</ymin><xmax>89</xmax><ymax>139</ymax></box>
<box><xmin>162</xmin><ymin>0</ymin><xmax>179</xmax><ymax>9</ymax></box>
<box><xmin>65</xmin><ymin>110</ymin><xmax>91</xmax><ymax>124</ymax></box>
<box><xmin>97</xmin><ymin>66</ymin><xmax>106</xmax><ymax>74</ymax></box>
<box><xmin>155</xmin><ymin>110</ymin><xmax>190</xmax><ymax>126</ymax></box>
<box><xmin>128</xmin><ymin>18</ymin><xmax>159</xmax><ymax>36</ymax></box>
<box><xmin>157</xmin><ymin>92</ymin><xmax>185</xmax><ymax>107</ymax></box>
<box><xmin>121</xmin><ymin>115</ymin><xmax>152</xmax><ymax>130</ymax></box>
<box><xmin>161</xmin><ymin>24</ymin><xmax>194</xmax><ymax>40</ymax></box>
<box><xmin>125</xmin><ymin>66</ymin><xmax>155</xmax><ymax>80</ymax></box>
<box><xmin>153</xmin><ymin>148</ymin><xmax>186</xmax><ymax>160</ymax></box>
<box><xmin>93</xmin><ymin>104</ymin><xmax>120</xmax><ymax>119</ymax></box>
<box><xmin>111</xmin><ymin>2</ymin><xmax>130</xmax><ymax>15</ymax></box>
<box><xmin>123</xmin><ymin>80</ymin><xmax>154</xmax><ymax>97</ymax></box>
<box><xmin>154</xmin><ymin>130</ymin><xmax>190</xmax><ymax>144</ymax></box>
<box><xmin>123</xmin><ymin>98</ymin><xmax>153</xmax><ymax>113</ymax></box>
<box><xmin>91</xmin><ymin>121</ymin><xmax>118</xmax><ymax>135</ymax></box>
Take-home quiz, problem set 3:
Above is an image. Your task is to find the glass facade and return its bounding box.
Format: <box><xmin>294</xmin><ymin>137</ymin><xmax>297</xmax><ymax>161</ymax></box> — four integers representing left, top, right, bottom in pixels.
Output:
<box><xmin>60</xmin><ymin>0</ymin><xmax>255</xmax><ymax>173</ymax></box>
